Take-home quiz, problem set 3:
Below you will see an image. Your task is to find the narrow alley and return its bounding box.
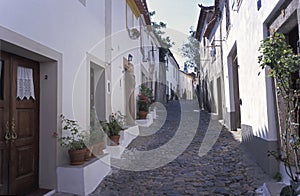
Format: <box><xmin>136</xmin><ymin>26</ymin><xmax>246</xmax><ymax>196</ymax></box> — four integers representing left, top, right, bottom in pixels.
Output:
<box><xmin>89</xmin><ymin>100</ymin><xmax>272</xmax><ymax>196</ymax></box>
<box><xmin>1</xmin><ymin>0</ymin><xmax>299</xmax><ymax>195</ymax></box>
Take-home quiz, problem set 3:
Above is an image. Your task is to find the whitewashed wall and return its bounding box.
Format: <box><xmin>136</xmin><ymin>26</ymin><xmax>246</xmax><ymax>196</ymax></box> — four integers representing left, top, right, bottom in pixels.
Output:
<box><xmin>0</xmin><ymin>0</ymin><xmax>106</xmax><ymax>128</ymax></box>
<box><xmin>221</xmin><ymin>0</ymin><xmax>281</xmax><ymax>140</ymax></box>
<box><xmin>179</xmin><ymin>71</ymin><xmax>193</xmax><ymax>100</ymax></box>
<box><xmin>166</xmin><ymin>55</ymin><xmax>179</xmax><ymax>98</ymax></box>
<box><xmin>0</xmin><ymin>0</ymin><xmax>107</xmax><ymax>190</ymax></box>
<box><xmin>219</xmin><ymin>0</ymin><xmax>289</xmax><ymax>176</ymax></box>
<box><xmin>110</xmin><ymin>1</ymin><xmax>157</xmax><ymax>116</ymax></box>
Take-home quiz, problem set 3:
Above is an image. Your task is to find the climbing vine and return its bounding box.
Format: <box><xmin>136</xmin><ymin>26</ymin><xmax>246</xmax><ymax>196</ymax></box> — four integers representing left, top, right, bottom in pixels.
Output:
<box><xmin>258</xmin><ymin>32</ymin><xmax>300</xmax><ymax>187</ymax></box>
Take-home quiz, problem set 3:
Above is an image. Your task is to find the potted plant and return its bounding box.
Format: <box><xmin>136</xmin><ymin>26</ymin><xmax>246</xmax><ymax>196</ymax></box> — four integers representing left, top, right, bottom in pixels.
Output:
<box><xmin>258</xmin><ymin>32</ymin><xmax>300</xmax><ymax>194</ymax></box>
<box><xmin>101</xmin><ymin>113</ymin><xmax>123</xmax><ymax>146</ymax></box>
<box><xmin>128</xmin><ymin>28</ymin><xmax>140</xmax><ymax>40</ymax></box>
<box><xmin>59</xmin><ymin>115</ymin><xmax>87</xmax><ymax>165</ymax></box>
<box><xmin>137</xmin><ymin>85</ymin><xmax>154</xmax><ymax>119</ymax></box>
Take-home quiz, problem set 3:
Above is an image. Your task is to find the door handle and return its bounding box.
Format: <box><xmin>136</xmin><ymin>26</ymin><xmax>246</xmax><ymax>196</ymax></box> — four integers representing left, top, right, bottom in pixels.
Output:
<box><xmin>4</xmin><ymin>121</ymin><xmax>11</xmax><ymax>142</ymax></box>
<box><xmin>11</xmin><ymin>118</ymin><xmax>17</xmax><ymax>140</ymax></box>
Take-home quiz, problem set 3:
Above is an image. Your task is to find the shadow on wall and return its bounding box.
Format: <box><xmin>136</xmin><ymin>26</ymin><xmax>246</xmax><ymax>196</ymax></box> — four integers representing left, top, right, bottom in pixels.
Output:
<box><xmin>241</xmin><ymin>125</ymin><xmax>279</xmax><ymax>177</ymax></box>
<box><xmin>242</xmin><ymin>126</ymin><xmax>270</xmax><ymax>143</ymax></box>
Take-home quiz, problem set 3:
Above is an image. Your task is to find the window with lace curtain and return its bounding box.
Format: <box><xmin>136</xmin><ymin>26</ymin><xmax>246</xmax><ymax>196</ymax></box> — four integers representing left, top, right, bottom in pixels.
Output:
<box><xmin>17</xmin><ymin>66</ymin><xmax>35</xmax><ymax>100</ymax></box>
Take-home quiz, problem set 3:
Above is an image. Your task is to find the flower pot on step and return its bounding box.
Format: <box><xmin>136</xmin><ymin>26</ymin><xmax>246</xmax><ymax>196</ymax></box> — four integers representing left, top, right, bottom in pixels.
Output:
<box><xmin>108</xmin><ymin>135</ymin><xmax>120</xmax><ymax>146</ymax></box>
<box><xmin>84</xmin><ymin>148</ymin><xmax>92</xmax><ymax>161</ymax></box>
<box><xmin>68</xmin><ymin>148</ymin><xmax>86</xmax><ymax>165</ymax></box>
<box><xmin>139</xmin><ymin>111</ymin><xmax>147</xmax><ymax>119</ymax></box>
<box><xmin>91</xmin><ymin>141</ymin><xmax>105</xmax><ymax>156</ymax></box>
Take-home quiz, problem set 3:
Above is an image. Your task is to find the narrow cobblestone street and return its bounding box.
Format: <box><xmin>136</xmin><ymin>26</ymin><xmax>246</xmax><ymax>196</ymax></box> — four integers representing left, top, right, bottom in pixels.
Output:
<box><xmin>90</xmin><ymin>100</ymin><xmax>273</xmax><ymax>196</ymax></box>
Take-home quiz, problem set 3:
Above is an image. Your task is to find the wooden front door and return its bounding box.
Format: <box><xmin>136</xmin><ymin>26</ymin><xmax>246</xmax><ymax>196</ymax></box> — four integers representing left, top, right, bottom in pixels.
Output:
<box><xmin>232</xmin><ymin>54</ymin><xmax>241</xmax><ymax>129</ymax></box>
<box><xmin>0</xmin><ymin>51</ymin><xmax>39</xmax><ymax>195</ymax></box>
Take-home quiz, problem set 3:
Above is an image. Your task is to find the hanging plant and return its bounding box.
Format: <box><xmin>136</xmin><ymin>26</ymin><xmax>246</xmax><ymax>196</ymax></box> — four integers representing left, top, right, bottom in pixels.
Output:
<box><xmin>128</xmin><ymin>28</ymin><xmax>140</xmax><ymax>40</ymax></box>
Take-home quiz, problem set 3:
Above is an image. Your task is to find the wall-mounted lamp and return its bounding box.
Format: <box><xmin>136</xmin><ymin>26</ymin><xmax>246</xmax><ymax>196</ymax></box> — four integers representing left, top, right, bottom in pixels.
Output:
<box><xmin>128</xmin><ymin>54</ymin><xmax>133</xmax><ymax>62</ymax></box>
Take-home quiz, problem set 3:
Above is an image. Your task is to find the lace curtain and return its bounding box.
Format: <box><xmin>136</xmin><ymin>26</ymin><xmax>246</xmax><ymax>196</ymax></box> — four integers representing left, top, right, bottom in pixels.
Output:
<box><xmin>17</xmin><ymin>66</ymin><xmax>35</xmax><ymax>100</ymax></box>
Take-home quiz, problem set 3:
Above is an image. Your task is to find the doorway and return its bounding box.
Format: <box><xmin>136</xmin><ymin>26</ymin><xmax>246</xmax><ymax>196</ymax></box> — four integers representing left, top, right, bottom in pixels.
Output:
<box><xmin>90</xmin><ymin>62</ymin><xmax>106</xmax><ymax>122</ymax></box>
<box><xmin>0</xmin><ymin>51</ymin><xmax>39</xmax><ymax>195</ymax></box>
<box><xmin>231</xmin><ymin>49</ymin><xmax>241</xmax><ymax>130</ymax></box>
<box><xmin>123</xmin><ymin>58</ymin><xmax>135</xmax><ymax>124</ymax></box>
<box><xmin>217</xmin><ymin>77</ymin><xmax>223</xmax><ymax>119</ymax></box>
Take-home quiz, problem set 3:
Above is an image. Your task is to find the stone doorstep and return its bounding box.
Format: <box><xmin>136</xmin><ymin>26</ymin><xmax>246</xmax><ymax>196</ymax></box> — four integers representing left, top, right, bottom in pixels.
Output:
<box><xmin>263</xmin><ymin>182</ymin><xmax>286</xmax><ymax>196</ymax></box>
<box><xmin>56</xmin><ymin>125</ymin><xmax>140</xmax><ymax>195</ymax></box>
<box><xmin>105</xmin><ymin>125</ymin><xmax>139</xmax><ymax>158</ymax></box>
<box><xmin>57</xmin><ymin>154</ymin><xmax>111</xmax><ymax>196</ymax></box>
<box><xmin>135</xmin><ymin>112</ymin><xmax>154</xmax><ymax>127</ymax></box>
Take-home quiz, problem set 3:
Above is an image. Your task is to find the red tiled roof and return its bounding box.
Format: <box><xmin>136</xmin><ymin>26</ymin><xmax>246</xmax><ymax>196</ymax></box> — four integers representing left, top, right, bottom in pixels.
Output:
<box><xmin>195</xmin><ymin>5</ymin><xmax>215</xmax><ymax>40</ymax></box>
<box><xmin>195</xmin><ymin>0</ymin><xmax>219</xmax><ymax>39</ymax></box>
<box><xmin>134</xmin><ymin>0</ymin><xmax>151</xmax><ymax>26</ymax></box>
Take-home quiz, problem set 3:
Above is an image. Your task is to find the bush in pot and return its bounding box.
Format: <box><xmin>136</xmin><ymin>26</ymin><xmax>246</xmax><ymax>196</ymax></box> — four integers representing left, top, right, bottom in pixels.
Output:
<box><xmin>101</xmin><ymin>113</ymin><xmax>124</xmax><ymax>146</ymax></box>
<box><xmin>58</xmin><ymin>115</ymin><xmax>87</xmax><ymax>165</ymax></box>
<box><xmin>137</xmin><ymin>85</ymin><xmax>154</xmax><ymax>119</ymax></box>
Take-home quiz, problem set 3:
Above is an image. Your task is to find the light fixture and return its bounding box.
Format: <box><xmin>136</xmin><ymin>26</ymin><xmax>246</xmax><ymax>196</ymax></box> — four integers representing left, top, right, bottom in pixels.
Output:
<box><xmin>128</xmin><ymin>54</ymin><xmax>133</xmax><ymax>62</ymax></box>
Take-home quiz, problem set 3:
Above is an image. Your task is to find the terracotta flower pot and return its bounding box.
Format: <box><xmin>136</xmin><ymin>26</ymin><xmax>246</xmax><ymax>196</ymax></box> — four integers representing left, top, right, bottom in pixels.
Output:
<box><xmin>91</xmin><ymin>142</ymin><xmax>105</xmax><ymax>157</ymax></box>
<box><xmin>68</xmin><ymin>148</ymin><xmax>86</xmax><ymax>165</ymax></box>
<box><xmin>109</xmin><ymin>135</ymin><xmax>120</xmax><ymax>146</ymax></box>
<box><xmin>84</xmin><ymin>148</ymin><xmax>92</xmax><ymax>161</ymax></box>
<box><xmin>139</xmin><ymin>111</ymin><xmax>147</xmax><ymax>119</ymax></box>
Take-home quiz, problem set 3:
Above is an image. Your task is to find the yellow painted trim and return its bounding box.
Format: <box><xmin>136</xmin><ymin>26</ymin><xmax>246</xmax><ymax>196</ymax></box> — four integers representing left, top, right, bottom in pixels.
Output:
<box><xmin>126</xmin><ymin>0</ymin><xmax>140</xmax><ymax>18</ymax></box>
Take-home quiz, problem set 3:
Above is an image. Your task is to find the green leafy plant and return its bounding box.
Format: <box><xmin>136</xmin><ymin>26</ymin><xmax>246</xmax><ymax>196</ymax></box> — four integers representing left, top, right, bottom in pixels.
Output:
<box><xmin>100</xmin><ymin>113</ymin><xmax>124</xmax><ymax>137</ymax></box>
<box><xmin>258</xmin><ymin>32</ymin><xmax>300</xmax><ymax>186</ymax></box>
<box><xmin>59</xmin><ymin>115</ymin><xmax>86</xmax><ymax>151</ymax></box>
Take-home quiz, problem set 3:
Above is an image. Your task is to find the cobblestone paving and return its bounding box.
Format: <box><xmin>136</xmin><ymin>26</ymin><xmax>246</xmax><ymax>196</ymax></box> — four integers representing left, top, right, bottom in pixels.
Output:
<box><xmin>90</xmin><ymin>100</ymin><xmax>273</xmax><ymax>196</ymax></box>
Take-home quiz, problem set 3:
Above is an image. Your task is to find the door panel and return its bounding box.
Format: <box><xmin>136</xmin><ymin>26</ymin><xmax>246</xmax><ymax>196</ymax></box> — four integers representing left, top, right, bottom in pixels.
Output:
<box><xmin>11</xmin><ymin>55</ymin><xmax>39</xmax><ymax>195</ymax></box>
<box><xmin>16</xmin><ymin>109</ymin><xmax>34</xmax><ymax>138</ymax></box>
<box><xmin>0</xmin><ymin>51</ymin><xmax>39</xmax><ymax>195</ymax></box>
<box><xmin>0</xmin><ymin>53</ymin><xmax>10</xmax><ymax>195</ymax></box>
<box><xmin>232</xmin><ymin>55</ymin><xmax>241</xmax><ymax>129</ymax></box>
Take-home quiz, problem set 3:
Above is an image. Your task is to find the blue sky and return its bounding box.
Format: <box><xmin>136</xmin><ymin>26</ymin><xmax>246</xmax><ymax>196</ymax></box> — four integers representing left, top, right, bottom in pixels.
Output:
<box><xmin>147</xmin><ymin>0</ymin><xmax>214</xmax><ymax>34</ymax></box>
<box><xmin>147</xmin><ymin>0</ymin><xmax>214</xmax><ymax>69</ymax></box>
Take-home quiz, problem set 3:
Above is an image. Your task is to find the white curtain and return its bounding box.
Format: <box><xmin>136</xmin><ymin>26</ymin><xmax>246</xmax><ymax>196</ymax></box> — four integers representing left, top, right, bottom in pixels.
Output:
<box><xmin>17</xmin><ymin>66</ymin><xmax>35</xmax><ymax>100</ymax></box>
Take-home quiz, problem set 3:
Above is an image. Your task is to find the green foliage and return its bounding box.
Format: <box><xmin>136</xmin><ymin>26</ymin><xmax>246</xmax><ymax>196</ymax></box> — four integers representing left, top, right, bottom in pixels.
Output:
<box><xmin>258</xmin><ymin>32</ymin><xmax>300</xmax><ymax>95</ymax></box>
<box><xmin>100</xmin><ymin>112</ymin><xmax>125</xmax><ymax>137</ymax></box>
<box><xmin>59</xmin><ymin>115</ymin><xmax>86</xmax><ymax>151</ymax></box>
<box><xmin>258</xmin><ymin>32</ymin><xmax>300</xmax><ymax>183</ymax></box>
<box><xmin>280</xmin><ymin>185</ymin><xmax>296</xmax><ymax>196</ymax></box>
<box><xmin>180</xmin><ymin>27</ymin><xmax>200</xmax><ymax>69</ymax></box>
<box><xmin>149</xmin><ymin>11</ymin><xmax>174</xmax><ymax>49</ymax></box>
